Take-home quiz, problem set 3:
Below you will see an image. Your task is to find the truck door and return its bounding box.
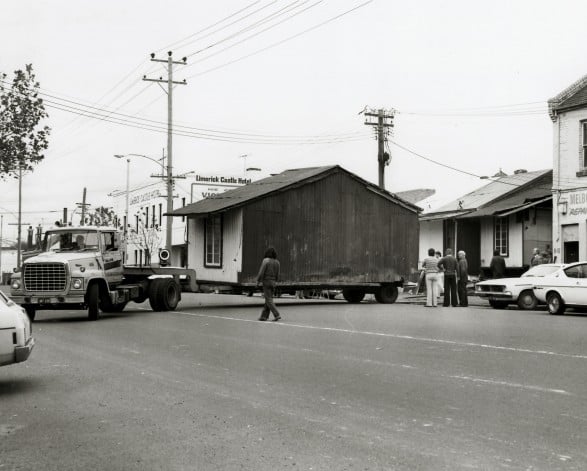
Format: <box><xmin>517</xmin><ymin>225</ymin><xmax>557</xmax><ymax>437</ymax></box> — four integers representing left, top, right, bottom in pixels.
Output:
<box><xmin>101</xmin><ymin>231</ymin><xmax>124</xmax><ymax>285</ymax></box>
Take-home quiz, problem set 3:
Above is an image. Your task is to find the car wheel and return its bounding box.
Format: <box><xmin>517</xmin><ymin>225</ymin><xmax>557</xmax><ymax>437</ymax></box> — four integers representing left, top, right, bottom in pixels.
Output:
<box><xmin>374</xmin><ymin>285</ymin><xmax>399</xmax><ymax>304</ymax></box>
<box><xmin>547</xmin><ymin>292</ymin><xmax>565</xmax><ymax>315</ymax></box>
<box><xmin>149</xmin><ymin>278</ymin><xmax>181</xmax><ymax>312</ymax></box>
<box><xmin>489</xmin><ymin>299</ymin><xmax>509</xmax><ymax>309</ymax></box>
<box><xmin>517</xmin><ymin>290</ymin><xmax>538</xmax><ymax>310</ymax></box>
<box><xmin>342</xmin><ymin>289</ymin><xmax>365</xmax><ymax>303</ymax></box>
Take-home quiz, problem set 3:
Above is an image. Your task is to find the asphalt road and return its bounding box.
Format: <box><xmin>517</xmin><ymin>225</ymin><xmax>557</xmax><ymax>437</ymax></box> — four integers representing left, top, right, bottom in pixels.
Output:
<box><xmin>1</xmin><ymin>294</ymin><xmax>586</xmax><ymax>470</ymax></box>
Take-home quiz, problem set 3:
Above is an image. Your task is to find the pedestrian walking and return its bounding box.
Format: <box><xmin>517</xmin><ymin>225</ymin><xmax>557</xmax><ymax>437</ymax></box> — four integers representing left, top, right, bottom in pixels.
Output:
<box><xmin>435</xmin><ymin>250</ymin><xmax>444</xmax><ymax>295</ymax></box>
<box><xmin>490</xmin><ymin>250</ymin><xmax>506</xmax><ymax>278</ymax></box>
<box><xmin>422</xmin><ymin>248</ymin><xmax>440</xmax><ymax>307</ymax></box>
<box><xmin>457</xmin><ymin>250</ymin><xmax>468</xmax><ymax>307</ymax></box>
<box><xmin>256</xmin><ymin>247</ymin><xmax>282</xmax><ymax>321</ymax></box>
<box><xmin>437</xmin><ymin>248</ymin><xmax>458</xmax><ymax>307</ymax></box>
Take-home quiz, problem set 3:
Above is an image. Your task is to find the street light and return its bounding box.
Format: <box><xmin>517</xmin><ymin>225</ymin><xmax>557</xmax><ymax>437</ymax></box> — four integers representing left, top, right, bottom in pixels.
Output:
<box><xmin>114</xmin><ymin>153</ymin><xmax>170</xmax><ymax>259</ymax></box>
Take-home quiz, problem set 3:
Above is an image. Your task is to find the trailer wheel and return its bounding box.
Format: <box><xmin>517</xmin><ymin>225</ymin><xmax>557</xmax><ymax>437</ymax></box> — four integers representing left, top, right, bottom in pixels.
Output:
<box><xmin>342</xmin><ymin>289</ymin><xmax>365</xmax><ymax>303</ymax></box>
<box><xmin>375</xmin><ymin>285</ymin><xmax>399</xmax><ymax>304</ymax></box>
<box><xmin>149</xmin><ymin>278</ymin><xmax>181</xmax><ymax>312</ymax></box>
<box><xmin>24</xmin><ymin>305</ymin><xmax>36</xmax><ymax>322</ymax></box>
<box><xmin>87</xmin><ymin>283</ymin><xmax>101</xmax><ymax>321</ymax></box>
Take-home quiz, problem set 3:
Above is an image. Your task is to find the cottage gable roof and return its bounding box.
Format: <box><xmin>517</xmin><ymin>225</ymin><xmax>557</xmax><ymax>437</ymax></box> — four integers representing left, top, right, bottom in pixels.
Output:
<box><xmin>172</xmin><ymin>165</ymin><xmax>421</xmax><ymax>217</ymax></box>
<box><xmin>548</xmin><ymin>74</ymin><xmax>587</xmax><ymax>118</ymax></box>
<box><xmin>421</xmin><ymin>169</ymin><xmax>552</xmax><ymax>220</ymax></box>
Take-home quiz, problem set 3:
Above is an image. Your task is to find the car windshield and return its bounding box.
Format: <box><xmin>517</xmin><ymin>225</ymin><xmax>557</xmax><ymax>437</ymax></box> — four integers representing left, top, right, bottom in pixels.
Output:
<box><xmin>521</xmin><ymin>265</ymin><xmax>561</xmax><ymax>277</ymax></box>
<box><xmin>44</xmin><ymin>231</ymin><xmax>100</xmax><ymax>252</ymax></box>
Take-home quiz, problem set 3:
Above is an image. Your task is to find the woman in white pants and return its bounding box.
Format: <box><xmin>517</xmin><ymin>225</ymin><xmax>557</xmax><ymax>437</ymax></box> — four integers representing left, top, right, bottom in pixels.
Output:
<box><xmin>422</xmin><ymin>248</ymin><xmax>440</xmax><ymax>307</ymax></box>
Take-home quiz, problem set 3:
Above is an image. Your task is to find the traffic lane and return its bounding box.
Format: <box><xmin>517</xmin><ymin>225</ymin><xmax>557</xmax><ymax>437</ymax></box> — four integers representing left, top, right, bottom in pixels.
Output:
<box><xmin>2</xmin><ymin>302</ymin><xmax>586</xmax><ymax>470</ymax></box>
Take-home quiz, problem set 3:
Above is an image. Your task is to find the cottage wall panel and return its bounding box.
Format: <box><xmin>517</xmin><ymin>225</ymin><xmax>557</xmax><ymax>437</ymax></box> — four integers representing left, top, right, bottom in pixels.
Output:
<box><xmin>240</xmin><ymin>171</ymin><xmax>419</xmax><ymax>284</ymax></box>
<box><xmin>190</xmin><ymin>209</ymin><xmax>243</xmax><ymax>283</ymax></box>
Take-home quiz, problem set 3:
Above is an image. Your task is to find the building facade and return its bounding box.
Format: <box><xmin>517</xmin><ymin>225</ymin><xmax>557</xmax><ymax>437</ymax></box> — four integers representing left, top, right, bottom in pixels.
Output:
<box><xmin>549</xmin><ymin>74</ymin><xmax>587</xmax><ymax>263</ymax></box>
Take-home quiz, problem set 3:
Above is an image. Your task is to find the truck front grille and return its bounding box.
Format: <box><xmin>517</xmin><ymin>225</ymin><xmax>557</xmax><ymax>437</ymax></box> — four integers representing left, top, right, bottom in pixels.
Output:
<box><xmin>24</xmin><ymin>263</ymin><xmax>67</xmax><ymax>292</ymax></box>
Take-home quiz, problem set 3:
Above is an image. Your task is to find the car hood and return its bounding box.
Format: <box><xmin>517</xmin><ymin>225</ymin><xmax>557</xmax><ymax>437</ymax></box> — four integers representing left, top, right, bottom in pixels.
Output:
<box><xmin>477</xmin><ymin>277</ymin><xmax>533</xmax><ymax>286</ymax></box>
<box><xmin>24</xmin><ymin>251</ymin><xmax>99</xmax><ymax>265</ymax></box>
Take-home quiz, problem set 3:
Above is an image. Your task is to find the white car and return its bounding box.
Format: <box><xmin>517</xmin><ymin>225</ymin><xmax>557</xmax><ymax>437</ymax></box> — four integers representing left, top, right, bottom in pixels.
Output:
<box><xmin>475</xmin><ymin>264</ymin><xmax>565</xmax><ymax>310</ymax></box>
<box><xmin>533</xmin><ymin>261</ymin><xmax>587</xmax><ymax>315</ymax></box>
<box><xmin>0</xmin><ymin>290</ymin><xmax>34</xmax><ymax>367</ymax></box>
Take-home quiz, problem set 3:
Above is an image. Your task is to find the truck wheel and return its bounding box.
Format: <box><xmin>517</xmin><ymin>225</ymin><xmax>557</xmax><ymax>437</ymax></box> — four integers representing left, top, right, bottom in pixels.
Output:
<box><xmin>342</xmin><ymin>289</ymin><xmax>365</xmax><ymax>303</ymax></box>
<box><xmin>24</xmin><ymin>306</ymin><xmax>36</xmax><ymax>322</ymax></box>
<box><xmin>87</xmin><ymin>283</ymin><xmax>101</xmax><ymax>321</ymax></box>
<box><xmin>149</xmin><ymin>278</ymin><xmax>181</xmax><ymax>312</ymax></box>
<box><xmin>375</xmin><ymin>285</ymin><xmax>399</xmax><ymax>304</ymax></box>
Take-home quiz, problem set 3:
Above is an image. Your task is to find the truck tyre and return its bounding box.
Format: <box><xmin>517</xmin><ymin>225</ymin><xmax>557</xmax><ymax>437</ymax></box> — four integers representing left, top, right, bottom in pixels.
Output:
<box><xmin>342</xmin><ymin>289</ymin><xmax>365</xmax><ymax>303</ymax></box>
<box><xmin>24</xmin><ymin>306</ymin><xmax>36</xmax><ymax>322</ymax></box>
<box><xmin>375</xmin><ymin>285</ymin><xmax>399</xmax><ymax>304</ymax></box>
<box><xmin>87</xmin><ymin>283</ymin><xmax>101</xmax><ymax>321</ymax></box>
<box><xmin>149</xmin><ymin>278</ymin><xmax>181</xmax><ymax>312</ymax></box>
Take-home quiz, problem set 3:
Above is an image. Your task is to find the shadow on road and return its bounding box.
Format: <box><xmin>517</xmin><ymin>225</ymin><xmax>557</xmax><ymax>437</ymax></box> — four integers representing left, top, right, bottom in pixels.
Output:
<box><xmin>0</xmin><ymin>377</ymin><xmax>39</xmax><ymax>397</ymax></box>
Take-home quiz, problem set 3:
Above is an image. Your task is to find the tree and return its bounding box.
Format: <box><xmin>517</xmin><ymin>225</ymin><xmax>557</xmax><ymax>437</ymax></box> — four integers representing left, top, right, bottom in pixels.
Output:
<box><xmin>128</xmin><ymin>208</ymin><xmax>161</xmax><ymax>266</ymax></box>
<box><xmin>0</xmin><ymin>64</ymin><xmax>50</xmax><ymax>178</ymax></box>
<box><xmin>86</xmin><ymin>206</ymin><xmax>119</xmax><ymax>227</ymax></box>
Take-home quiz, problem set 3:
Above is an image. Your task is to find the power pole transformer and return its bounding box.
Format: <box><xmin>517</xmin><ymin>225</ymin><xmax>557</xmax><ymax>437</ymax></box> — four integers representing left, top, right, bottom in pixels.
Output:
<box><xmin>143</xmin><ymin>51</ymin><xmax>187</xmax><ymax>254</ymax></box>
<box><xmin>364</xmin><ymin>108</ymin><xmax>395</xmax><ymax>189</ymax></box>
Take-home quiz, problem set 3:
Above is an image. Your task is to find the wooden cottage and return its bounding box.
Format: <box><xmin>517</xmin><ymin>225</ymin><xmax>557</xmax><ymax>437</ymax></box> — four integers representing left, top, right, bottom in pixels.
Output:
<box><xmin>172</xmin><ymin>166</ymin><xmax>421</xmax><ymax>296</ymax></box>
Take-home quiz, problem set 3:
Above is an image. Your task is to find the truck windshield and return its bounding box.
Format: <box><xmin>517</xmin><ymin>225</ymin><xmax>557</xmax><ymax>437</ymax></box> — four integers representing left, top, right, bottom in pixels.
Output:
<box><xmin>44</xmin><ymin>231</ymin><xmax>100</xmax><ymax>252</ymax></box>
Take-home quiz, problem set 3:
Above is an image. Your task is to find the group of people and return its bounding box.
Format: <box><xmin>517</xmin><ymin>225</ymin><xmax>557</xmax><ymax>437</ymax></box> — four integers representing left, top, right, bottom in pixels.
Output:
<box><xmin>421</xmin><ymin>248</ymin><xmax>469</xmax><ymax>307</ymax></box>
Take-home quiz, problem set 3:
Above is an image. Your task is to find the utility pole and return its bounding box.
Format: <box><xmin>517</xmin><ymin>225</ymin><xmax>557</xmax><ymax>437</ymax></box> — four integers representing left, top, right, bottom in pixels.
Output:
<box><xmin>77</xmin><ymin>188</ymin><xmax>90</xmax><ymax>226</ymax></box>
<box><xmin>143</xmin><ymin>51</ymin><xmax>187</xmax><ymax>254</ymax></box>
<box><xmin>364</xmin><ymin>108</ymin><xmax>395</xmax><ymax>189</ymax></box>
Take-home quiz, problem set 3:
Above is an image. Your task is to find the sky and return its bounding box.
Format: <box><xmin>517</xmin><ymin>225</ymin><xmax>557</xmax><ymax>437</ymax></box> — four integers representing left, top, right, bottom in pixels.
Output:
<box><xmin>1</xmin><ymin>0</ymin><xmax>587</xmax><ymax>243</ymax></box>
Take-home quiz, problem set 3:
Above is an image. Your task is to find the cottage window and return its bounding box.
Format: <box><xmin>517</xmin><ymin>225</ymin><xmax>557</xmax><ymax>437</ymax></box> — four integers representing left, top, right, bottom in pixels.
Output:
<box><xmin>494</xmin><ymin>217</ymin><xmax>509</xmax><ymax>257</ymax></box>
<box><xmin>583</xmin><ymin>121</ymin><xmax>587</xmax><ymax>168</ymax></box>
<box><xmin>204</xmin><ymin>215</ymin><xmax>222</xmax><ymax>267</ymax></box>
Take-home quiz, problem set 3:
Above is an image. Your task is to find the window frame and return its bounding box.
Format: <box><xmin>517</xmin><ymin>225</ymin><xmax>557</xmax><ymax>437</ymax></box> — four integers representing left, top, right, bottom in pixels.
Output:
<box><xmin>204</xmin><ymin>214</ymin><xmax>223</xmax><ymax>268</ymax></box>
<box><xmin>583</xmin><ymin>121</ymin><xmax>587</xmax><ymax>168</ymax></box>
<box><xmin>494</xmin><ymin>216</ymin><xmax>509</xmax><ymax>257</ymax></box>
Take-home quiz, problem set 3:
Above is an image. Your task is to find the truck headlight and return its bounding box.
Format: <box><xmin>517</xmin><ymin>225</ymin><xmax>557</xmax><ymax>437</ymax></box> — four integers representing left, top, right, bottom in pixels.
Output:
<box><xmin>11</xmin><ymin>279</ymin><xmax>21</xmax><ymax>290</ymax></box>
<box><xmin>71</xmin><ymin>278</ymin><xmax>84</xmax><ymax>290</ymax></box>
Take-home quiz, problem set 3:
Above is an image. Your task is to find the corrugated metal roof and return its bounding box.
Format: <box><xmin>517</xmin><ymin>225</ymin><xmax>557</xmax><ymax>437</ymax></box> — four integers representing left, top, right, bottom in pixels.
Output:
<box><xmin>172</xmin><ymin>165</ymin><xmax>421</xmax><ymax>216</ymax></box>
<box><xmin>460</xmin><ymin>195</ymin><xmax>552</xmax><ymax>218</ymax></box>
<box><xmin>548</xmin><ymin>74</ymin><xmax>587</xmax><ymax>114</ymax></box>
<box><xmin>424</xmin><ymin>169</ymin><xmax>551</xmax><ymax>216</ymax></box>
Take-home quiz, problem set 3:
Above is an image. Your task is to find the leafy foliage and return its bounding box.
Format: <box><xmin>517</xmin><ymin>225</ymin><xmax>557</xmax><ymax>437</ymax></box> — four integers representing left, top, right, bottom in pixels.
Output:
<box><xmin>85</xmin><ymin>206</ymin><xmax>119</xmax><ymax>227</ymax></box>
<box><xmin>0</xmin><ymin>64</ymin><xmax>50</xmax><ymax>179</ymax></box>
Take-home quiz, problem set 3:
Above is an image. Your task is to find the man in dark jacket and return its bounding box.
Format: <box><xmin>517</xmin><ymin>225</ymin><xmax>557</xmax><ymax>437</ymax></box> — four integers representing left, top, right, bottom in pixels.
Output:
<box><xmin>489</xmin><ymin>250</ymin><xmax>506</xmax><ymax>279</ymax></box>
<box><xmin>256</xmin><ymin>246</ymin><xmax>282</xmax><ymax>321</ymax></box>
<box><xmin>437</xmin><ymin>248</ymin><xmax>458</xmax><ymax>307</ymax></box>
<box><xmin>456</xmin><ymin>250</ymin><xmax>468</xmax><ymax>307</ymax></box>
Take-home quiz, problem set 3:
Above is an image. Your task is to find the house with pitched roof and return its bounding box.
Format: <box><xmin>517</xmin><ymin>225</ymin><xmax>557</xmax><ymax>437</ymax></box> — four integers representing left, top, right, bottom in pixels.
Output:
<box><xmin>548</xmin><ymin>74</ymin><xmax>587</xmax><ymax>263</ymax></box>
<box><xmin>171</xmin><ymin>165</ymin><xmax>421</xmax><ymax>299</ymax></box>
<box><xmin>419</xmin><ymin>169</ymin><xmax>553</xmax><ymax>277</ymax></box>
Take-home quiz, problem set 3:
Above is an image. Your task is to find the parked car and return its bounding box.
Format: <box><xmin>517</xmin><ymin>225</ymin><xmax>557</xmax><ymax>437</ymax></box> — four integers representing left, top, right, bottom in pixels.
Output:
<box><xmin>533</xmin><ymin>262</ymin><xmax>587</xmax><ymax>315</ymax></box>
<box><xmin>0</xmin><ymin>290</ymin><xmax>34</xmax><ymax>367</ymax></box>
<box><xmin>475</xmin><ymin>263</ymin><xmax>565</xmax><ymax>310</ymax></box>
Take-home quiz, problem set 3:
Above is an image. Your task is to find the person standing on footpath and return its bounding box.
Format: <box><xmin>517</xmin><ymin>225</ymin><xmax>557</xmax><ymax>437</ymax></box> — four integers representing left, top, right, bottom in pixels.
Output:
<box><xmin>490</xmin><ymin>250</ymin><xmax>506</xmax><ymax>279</ymax></box>
<box><xmin>256</xmin><ymin>247</ymin><xmax>282</xmax><ymax>321</ymax></box>
<box><xmin>422</xmin><ymin>248</ymin><xmax>440</xmax><ymax>307</ymax></box>
<box><xmin>456</xmin><ymin>250</ymin><xmax>468</xmax><ymax>307</ymax></box>
<box><xmin>437</xmin><ymin>248</ymin><xmax>458</xmax><ymax>307</ymax></box>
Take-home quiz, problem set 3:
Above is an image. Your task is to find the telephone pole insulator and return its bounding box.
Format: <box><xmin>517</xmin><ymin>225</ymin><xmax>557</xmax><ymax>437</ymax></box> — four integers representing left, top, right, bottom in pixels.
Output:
<box><xmin>364</xmin><ymin>108</ymin><xmax>395</xmax><ymax>189</ymax></box>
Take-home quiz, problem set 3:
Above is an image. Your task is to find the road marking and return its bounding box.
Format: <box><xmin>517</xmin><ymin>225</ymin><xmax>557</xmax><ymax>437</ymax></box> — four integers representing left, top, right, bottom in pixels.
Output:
<box><xmin>448</xmin><ymin>375</ymin><xmax>571</xmax><ymax>396</ymax></box>
<box><xmin>174</xmin><ymin>311</ymin><xmax>587</xmax><ymax>361</ymax></box>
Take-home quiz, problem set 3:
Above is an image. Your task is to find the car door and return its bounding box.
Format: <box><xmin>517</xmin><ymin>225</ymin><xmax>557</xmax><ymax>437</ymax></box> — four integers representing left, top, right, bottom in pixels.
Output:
<box><xmin>561</xmin><ymin>264</ymin><xmax>587</xmax><ymax>305</ymax></box>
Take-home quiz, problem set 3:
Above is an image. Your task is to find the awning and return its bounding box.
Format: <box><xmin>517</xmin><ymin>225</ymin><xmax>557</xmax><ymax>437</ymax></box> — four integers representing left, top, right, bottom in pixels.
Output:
<box><xmin>494</xmin><ymin>195</ymin><xmax>553</xmax><ymax>217</ymax></box>
<box><xmin>420</xmin><ymin>209</ymin><xmax>475</xmax><ymax>221</ymax></box>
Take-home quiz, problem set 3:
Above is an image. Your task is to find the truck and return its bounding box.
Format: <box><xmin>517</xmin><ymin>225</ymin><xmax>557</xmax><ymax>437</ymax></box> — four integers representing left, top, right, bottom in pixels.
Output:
<box><xmin>9</xmin><ymin>226</ymin><xmax>197</xmax><ymax>321</ymax></box>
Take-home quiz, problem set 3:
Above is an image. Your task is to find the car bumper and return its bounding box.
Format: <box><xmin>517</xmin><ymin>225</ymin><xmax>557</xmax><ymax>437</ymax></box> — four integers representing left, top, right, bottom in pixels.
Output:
<box><xmin>15</xmin><ymin>337</ymin><xmax>34</xmax><ymax>363</ymax></box>
<box><xmin>475</xmin><ymin>292</ymin><xmax>514</xmax><ymax>300</ymax></box>
<box><xmin>11</xmin><ymin>294</ymin><xmax>85</xmax><ymax>305</ymax></box>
